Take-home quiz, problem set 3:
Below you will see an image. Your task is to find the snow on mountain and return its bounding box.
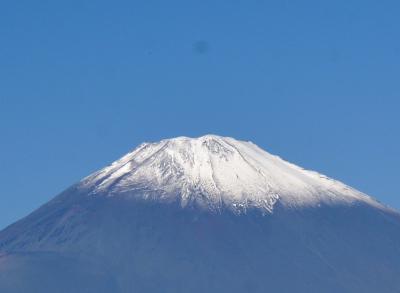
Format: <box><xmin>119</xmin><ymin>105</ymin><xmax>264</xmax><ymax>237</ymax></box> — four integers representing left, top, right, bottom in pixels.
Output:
<box><xmin>1</xmin><ymin>135</ymin><xmax>400</xmax><ymax>293</ymax></box>
<box><xmin>81</xmin><ymin>135</ymin><xmax>383</xmax><ymax>212</ymax></box>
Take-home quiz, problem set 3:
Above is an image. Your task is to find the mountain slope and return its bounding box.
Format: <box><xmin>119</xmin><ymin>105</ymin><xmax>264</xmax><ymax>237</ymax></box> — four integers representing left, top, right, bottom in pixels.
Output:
<box><xmin>1</xmin><ymin>135</ymin><xmax>400</xmax><ymax>293</ymax></box>
<box><xmin>82</xmin><ymin>135</ymin><xmax>383</xmax><ymax>212</ymax></box>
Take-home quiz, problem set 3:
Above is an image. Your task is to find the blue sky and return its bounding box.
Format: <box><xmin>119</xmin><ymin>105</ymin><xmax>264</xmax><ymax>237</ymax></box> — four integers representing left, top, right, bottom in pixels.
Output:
<box><xmin>1</xmin><ymin>0</ymin><xmax>399</xmax><ymax>229</ymax></box>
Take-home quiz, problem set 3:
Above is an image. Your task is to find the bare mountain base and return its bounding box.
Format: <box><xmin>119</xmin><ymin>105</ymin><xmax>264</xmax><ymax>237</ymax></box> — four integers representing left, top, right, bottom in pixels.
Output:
<box><xmin>1</xmin><ymin>192</ymin><xmax>400</xmax><ymax>293</ymax></box>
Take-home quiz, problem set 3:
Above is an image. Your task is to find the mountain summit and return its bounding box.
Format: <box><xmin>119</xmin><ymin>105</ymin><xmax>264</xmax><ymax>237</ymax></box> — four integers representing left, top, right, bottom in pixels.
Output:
<box><xmin>82</xmin><ymin>135</ymin><xmax>382</xmax><ymax>212</ymax></box>
<box><xmin>1</xmin><ymin>135</ymin><xmax>400</xmax><ymax>293</ymax></box>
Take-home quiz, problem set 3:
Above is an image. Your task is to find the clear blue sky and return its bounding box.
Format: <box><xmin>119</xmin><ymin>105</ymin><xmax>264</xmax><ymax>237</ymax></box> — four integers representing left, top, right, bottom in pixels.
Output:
<box><xmin>1</xmin><ymin>0</ymin><xmax>399</xmax><ymax>229</ymax></box>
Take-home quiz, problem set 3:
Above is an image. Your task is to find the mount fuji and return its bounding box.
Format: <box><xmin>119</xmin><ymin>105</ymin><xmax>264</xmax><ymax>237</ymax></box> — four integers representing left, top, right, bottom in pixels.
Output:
<box><xmin>1</xmin><ymin>135</ymin><xmax>400</xmax><ymax>292</ymax></box>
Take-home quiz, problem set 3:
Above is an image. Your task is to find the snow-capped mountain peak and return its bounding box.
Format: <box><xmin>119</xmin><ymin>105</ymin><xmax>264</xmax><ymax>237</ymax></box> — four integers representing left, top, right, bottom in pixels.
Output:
<box><xmin>81</xmin><ymin>135</ymin><xmax>382</xmax><ymax>212</ymax></box>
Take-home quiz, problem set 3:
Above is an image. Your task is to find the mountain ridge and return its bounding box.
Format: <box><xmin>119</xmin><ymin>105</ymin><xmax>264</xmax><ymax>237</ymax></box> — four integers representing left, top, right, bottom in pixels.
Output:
<box><xmin>80</xmin><ymin>134</ymin><xmax>386</xmax><ymax>214</ymax></box>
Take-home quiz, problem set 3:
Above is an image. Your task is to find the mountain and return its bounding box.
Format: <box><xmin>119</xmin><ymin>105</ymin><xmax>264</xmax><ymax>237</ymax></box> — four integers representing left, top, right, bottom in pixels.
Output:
<box><xmin>1</xmin><ymin>135</ymin><xmax>400</xmax><ymax>293</ymax></box>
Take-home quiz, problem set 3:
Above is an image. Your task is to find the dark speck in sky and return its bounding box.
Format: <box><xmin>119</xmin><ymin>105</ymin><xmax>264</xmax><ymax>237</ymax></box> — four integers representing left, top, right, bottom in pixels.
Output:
<box><xmin>193</xmin><ymin>41</ymin><xmax>209</xmax><ymax>54</ymax></box>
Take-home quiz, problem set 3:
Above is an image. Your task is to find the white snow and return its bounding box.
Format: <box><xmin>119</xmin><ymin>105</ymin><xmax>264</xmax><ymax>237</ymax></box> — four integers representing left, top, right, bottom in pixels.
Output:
<box><xmin>81</xmin><ymin>135</ymin><xmax>384</xmax><ymax>213</ymax></box>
